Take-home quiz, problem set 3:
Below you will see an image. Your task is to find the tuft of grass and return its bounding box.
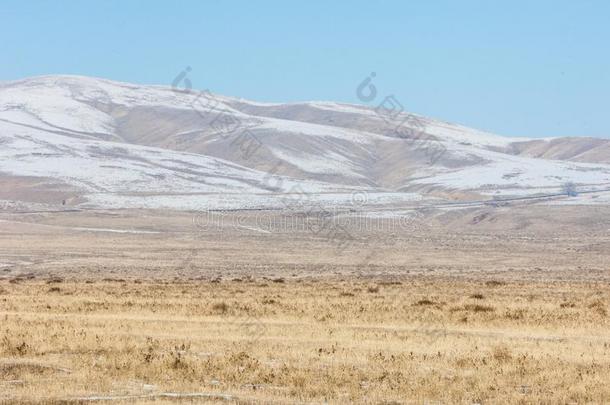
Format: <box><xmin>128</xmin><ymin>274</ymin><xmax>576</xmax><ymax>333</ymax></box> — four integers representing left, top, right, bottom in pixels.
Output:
<box><xmin>262</xmin><ymin>298</ymin><xmax>277</xmax><ymax>304</ymax></box>
<box><xmin>504</xmin><ymin>309</ymin><xmax>525</xmax><ymax>320</ymax></box>
<box><xmin>378</xmin><ymin>281</ymin><xmax>402</xmax><ymax>286</ymax></box>
<box><xmin>485</xmin><ymin>280</ymin><xmax>506</xmax><ymax>287</ymax></box>
<box><xmin>414</xmin><ymin>299</ymin><xmax>436</xmax><ymax>306</ymax></box>
<box><xmin>463</xmin><ymin>304</ymin><xmax>495</xmax><ymax>313</ymax></box>
<box><xmin>491</xmin><ymin>345</ymin><xmax>512</xmax><ymax>362</ymax></box>
<box><xmin>1</xmin><ymin>336</ymin><xmax>30</xmax><ymax>356</ymax></box>
<box><xmin>588</xmin><ymin>300</ymin><xmax>607</xmax><ymax>316</ymax></box>
<box><xmin>211</xmin><ymin>302</ymin><xmax>229</xmax><ymax>314</ymax></box>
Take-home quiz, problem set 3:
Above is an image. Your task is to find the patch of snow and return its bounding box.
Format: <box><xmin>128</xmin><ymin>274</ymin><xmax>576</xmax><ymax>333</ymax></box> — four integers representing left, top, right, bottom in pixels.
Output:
<box><xmin>258</xmin><ymin>117</ymin><xmax>381</xmax><ymax>144</ymax></box>
<box><xmin>412</xmin><ymin>140</ymin><xmax>610</xmax><ymax>195</ymax></box>
<box><xmin>269</xmin><ymin>147</ymin><xmax>364</xmax><ymax>178</ymax></box>
<box><xmin>0</xmin><ymin>121</ymin><xmax>348</xmax><ymax>200</ymax></box>
<box><xmin>422</xmin><ymin>119</ymin><xmax>529</xmax><ymax>147</ymax></box>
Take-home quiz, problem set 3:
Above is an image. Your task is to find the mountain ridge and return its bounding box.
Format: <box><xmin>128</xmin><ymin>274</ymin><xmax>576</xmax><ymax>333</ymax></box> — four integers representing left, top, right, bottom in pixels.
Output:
<box><xmin>1</xmin><ymin>75</ymin><xmax>610</xmax><ymax>210</ymax></box>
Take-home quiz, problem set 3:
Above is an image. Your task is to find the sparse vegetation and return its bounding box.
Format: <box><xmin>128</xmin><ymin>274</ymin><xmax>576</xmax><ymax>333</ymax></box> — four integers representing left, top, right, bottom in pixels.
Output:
<box><xmin>485</xmin><ymin>280</ymin><xmax>506</xmax><ymax>287</ymax></box>
<box><xmin>367</xmin><ymin>285</ymin><xmax>379</xmax><ymax>293</ymax></box>
<box><xmin>463</xmin><ymin>303</ymin><xmax>495</xmax><ymax>312</ymax></box>
<box><xmin>414</xmin><ymin>298</ymin><xmax>436</xmax><ymax>306</ymax></box>
<box><xmin>0</xmin><ymin>278</ymin><xmax>609</xmax><ymax>403</ymax></box>
<box><xmin>588</xmin><ymin>299</ymin><xmax>608</xmax><ymax>316</ymax></box>
<box><xmin>211</xmin><ymin>301</ymin><xmax>229</xmax><ymax>314</ymax></box>
<box><xmin>491</xmin><ymin>344</ymin><xmax>513</xmax><ymax>362</ymax></box>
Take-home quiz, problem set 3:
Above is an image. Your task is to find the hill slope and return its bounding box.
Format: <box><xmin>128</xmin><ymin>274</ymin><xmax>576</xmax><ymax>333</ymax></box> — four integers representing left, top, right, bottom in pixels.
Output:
<box><xmin>1</xmin><ymin>75</ymin><xmax>609</xmax><ymax>210</ymax></box>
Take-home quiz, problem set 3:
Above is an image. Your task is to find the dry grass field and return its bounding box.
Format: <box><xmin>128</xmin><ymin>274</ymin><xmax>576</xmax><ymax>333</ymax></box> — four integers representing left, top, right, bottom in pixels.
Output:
<box><xmin>1</xmin><ymin>208</ymin><xmax>610</xmax><ymax>403</ymax></box>
<box><xmin>1</xmin><ymin>277</ymin><xmax>610</xmax><ymax>404</ymax></box>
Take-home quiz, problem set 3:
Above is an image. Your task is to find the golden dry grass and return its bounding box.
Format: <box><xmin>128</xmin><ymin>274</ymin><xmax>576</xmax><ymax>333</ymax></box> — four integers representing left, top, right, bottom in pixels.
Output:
<box><xmin>1</xmin><ymin>277</ymin><xmax>610</xmax><ymax>404</ymax></box>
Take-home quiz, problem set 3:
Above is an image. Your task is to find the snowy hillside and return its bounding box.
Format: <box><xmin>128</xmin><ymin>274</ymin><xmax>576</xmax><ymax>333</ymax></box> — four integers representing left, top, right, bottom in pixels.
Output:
<box><xmin>1</xmin><ymin>75</ymin><xmax>610</xmax><ymax>210</ymax></box>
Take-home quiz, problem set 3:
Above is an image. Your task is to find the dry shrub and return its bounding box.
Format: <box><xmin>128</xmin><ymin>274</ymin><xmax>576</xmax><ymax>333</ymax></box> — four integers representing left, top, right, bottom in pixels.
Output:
<box><xmin>142</xmin><ymin>346</ymin><xmax>157</xmax><ymax>364</ymax></box>
<box><xmin>588</xmin><ymin>300</ymin><xmax>607</xmax><ymax>316</ymax></box>
<box><xmin>504</xmin><ymin>309</ymin><xmax>525</xmax><ymax>320</ymax></box>
<box><xmin>414</xmin><ymin>299</ymin><xmax>436</xmax><ymax>306</ymax></box>
<box><xmin>167</xmin><ymin>343</ymin><xmax>191</xmax><ymax>370</ymax></box>
<box><xmin>228</xmin><ymin>351</ymin><xmax>260</xmax><ymax>371</ymax></box>
<box><xmin>142</xmin><ymin>337</ymin><xmax>161</xmax><ymax>364</ymax></box>
<box><xmin>492</xmin><ymin>345</ymin><xmax>512</xmax><ymax>362</ymax></box>
<box><xmin>0</xmin><ymin>362</ymin><xmax>59</xmax><ymax>379</ymax></box>
<box><xmin>463</xmin><ymin>304</ymin><xmax>495</xmax><ymax>313</ymax></box>
<box><xmin>212</xmin><ymin>302</ymin><xmax>229</xmax><ymax>314</ymax></box>
<box><xmin>1</xmin><ymin>336</ymin><xmax>30</xmax><ymax>356</ymax></box>
<box><xmin>378</xmin><ymin>281</ymin><xmax>402</xmax><ymax>286</ymax></box>
<box><xmin>485</xmin><ymin>280</ymin><xmax>506</xmax><ymax>287</ymax></box>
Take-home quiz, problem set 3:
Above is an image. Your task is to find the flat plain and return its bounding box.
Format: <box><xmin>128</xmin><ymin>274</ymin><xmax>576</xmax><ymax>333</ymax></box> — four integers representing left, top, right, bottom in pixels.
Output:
<box><xmin>1</xmin><ymin>206</ymin><xmax>609</xmax><ymax>404</ymax></box>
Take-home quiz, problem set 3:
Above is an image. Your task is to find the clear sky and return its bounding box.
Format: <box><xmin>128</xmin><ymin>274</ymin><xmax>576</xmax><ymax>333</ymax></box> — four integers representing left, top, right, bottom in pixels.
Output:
<box><xmin>1</xmin><ymin>0</ymin><xmax>608</xmax><ymax>138</ymax></box>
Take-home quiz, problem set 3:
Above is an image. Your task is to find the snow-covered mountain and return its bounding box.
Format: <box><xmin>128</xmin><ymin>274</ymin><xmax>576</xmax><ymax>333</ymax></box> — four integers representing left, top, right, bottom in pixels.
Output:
<box><xmin>1</xmin><ymin>75</ymin><xmax>609</xmax><ymax>210</ymax></box>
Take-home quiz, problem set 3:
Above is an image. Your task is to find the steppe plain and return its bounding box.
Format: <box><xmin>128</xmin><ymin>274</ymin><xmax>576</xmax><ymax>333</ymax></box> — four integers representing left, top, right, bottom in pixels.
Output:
<box><xmin>0</xmin><ymin>204</ymin><xmax>609</xmax><ymax>404</ymax></box>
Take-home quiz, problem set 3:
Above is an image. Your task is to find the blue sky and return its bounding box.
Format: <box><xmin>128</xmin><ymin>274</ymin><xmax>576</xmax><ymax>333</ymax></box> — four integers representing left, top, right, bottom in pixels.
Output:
<box><xmin>1</xmin><ymin>0</ymin><xmax>608</xmax><ymax>138</ymax></box>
